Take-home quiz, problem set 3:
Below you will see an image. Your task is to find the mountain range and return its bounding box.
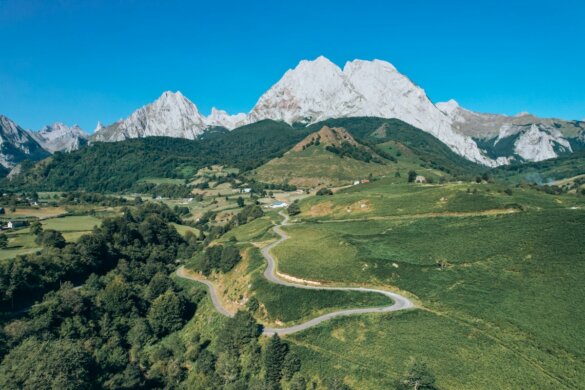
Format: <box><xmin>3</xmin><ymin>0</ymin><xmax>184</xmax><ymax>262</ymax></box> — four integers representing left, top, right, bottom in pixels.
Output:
<box><xmin>0</xmin><ymin>115</ymin><xmax>89</xmax><ymax>170</ymax></box>
<box><xmin>2</xmin><ymin>56</ymin><xmax>583</xmax><ymax>170</ymax></box>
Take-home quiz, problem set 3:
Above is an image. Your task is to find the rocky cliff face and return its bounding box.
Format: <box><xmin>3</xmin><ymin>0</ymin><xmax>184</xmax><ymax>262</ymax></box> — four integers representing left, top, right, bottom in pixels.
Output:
<box><xmin>90</xmin><ymin>57</ymin><xmax>583</xmax><ymax>166</ymax></box>
<box><xmin>93</xmin><ymin>91</ymin><xmax>208</xmax><ymax>142</ymax></box>
<box><xmin>29</xmin><ymin>123</ymin><xmax>88</xmax><ymax>153</ymax></box>
<box><xmin>437</xmin><ymin>99</ymin><xmax>585</xmax><ymax>162</ymax></box>
<box><xmin>0</xmin><ymin>115</ymin><xmax>49</xmax><ymax>169</ymax></box>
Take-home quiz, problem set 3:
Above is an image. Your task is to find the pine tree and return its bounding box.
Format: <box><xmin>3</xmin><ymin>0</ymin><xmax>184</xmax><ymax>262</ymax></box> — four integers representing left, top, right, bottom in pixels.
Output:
<box><xmin>264</xmin><ymin>334</ymin><xmax>289</xmax><ymax>388</ymax></box>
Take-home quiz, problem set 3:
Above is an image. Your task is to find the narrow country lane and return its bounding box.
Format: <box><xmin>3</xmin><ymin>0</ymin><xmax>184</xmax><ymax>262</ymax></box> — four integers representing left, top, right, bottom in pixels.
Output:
<box><xmin>176</xmin><ymin>212</ymin><xmax>415</xmax><ymax>336</ymax></box>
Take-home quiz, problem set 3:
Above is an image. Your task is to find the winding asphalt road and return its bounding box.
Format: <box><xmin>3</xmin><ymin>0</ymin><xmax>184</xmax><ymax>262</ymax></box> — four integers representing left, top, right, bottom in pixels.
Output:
<box><xmin>176</xmin><ymin>212</ymin><xmax>415</xmax><ymax>336</ymax></box>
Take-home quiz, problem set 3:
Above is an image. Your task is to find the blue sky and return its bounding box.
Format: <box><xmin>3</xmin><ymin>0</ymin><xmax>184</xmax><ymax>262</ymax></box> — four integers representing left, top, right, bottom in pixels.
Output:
<box><xmin>1</xmin><ymin>0</ymin><xmax>584</xmax><ymax>132</ymax></box>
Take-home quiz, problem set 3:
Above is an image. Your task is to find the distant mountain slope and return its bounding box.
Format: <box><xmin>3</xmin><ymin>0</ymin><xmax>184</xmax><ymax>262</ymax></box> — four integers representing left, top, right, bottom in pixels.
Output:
<box><xmin>92</xmin><ymin>91</ymin><xmax>209</xmax><ymax>142</ymax></box>
<box><xmin>0</xmin><ymin>115</ymin><xmax>49</xmax><ymax>170</ymax></box>
<box><xmin>253</xmin><ymin>126</ymin><xmax>393</xmax><ymax>186</ymax></box>
<box><xmin>29</xmin><ymin>122</ymin><xmax>89</xmax><ymax>153</ymax></box>
<box><xmin>85</xmin><ymin>57</ymin><xmax>583</xmax><ymax>167</ymax></box>
<box><xmin>489</xmin><ymin>150</ymin><xmax>585</xmax><ymax>185</ymax></box>
<box><xmin>7</xmin><ymin>120</ymin><xmax>311</xmax><ymax>192</ymax></box>
<box><xmin>8</xmin><ymin>117</ymin><xmax>486</xmax><ymax>191</ymax></box>
<box><xmin>438</xmin><ymin>99</ymin><xmax>585</xmax><ymax>162</ymax></box>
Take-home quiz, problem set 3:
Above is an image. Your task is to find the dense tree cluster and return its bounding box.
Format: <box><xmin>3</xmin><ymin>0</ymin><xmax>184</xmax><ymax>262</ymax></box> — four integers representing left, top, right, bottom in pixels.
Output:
<box><xmin>325</xmin><ymin>142</ymin><xmax>382</xmax><ymax>163</ymax></box>
<box><xmin>181</xmin><ymin>312</ymin><xmax>304</xmax><ymax>390</ymax></box>
<box><xmin>0</xmin><ymin>203</ymin><xmax>204</xmax><ymax>388</ymax></box>
<box><xmin>132</xmin><ymin>183</ymin><xmax>194</xmax><ymax>199</ymax></box>
<box><xmin>287</xmin><ymin>201</ymin><xmax>301</xmax><ymax>216</ymax></box>
<box><xmin>0</xmin><ymin>203</ymin><xmax>189</xmax><ymax>310</ymax></box>
<box><xmin>407</xmin><ymin>170</ymin><xmax>418</xmax><ymax>183</ymax></box>
<box><xmin>60</xmin><ymin>191</ymin><xmax>130</xmax><ymax>206</ymax></box>
<box><xmin>196</xmin><ymin>244</ymin><xmax>242</xmax><ymax>276</ymax></box>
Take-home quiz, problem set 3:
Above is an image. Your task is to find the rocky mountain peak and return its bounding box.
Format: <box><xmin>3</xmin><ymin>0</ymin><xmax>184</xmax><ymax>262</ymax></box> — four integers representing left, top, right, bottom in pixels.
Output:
<box><xmin>292</xmin><ymin>126</ymin><xmax>358</xmax><ymax>152</ymax></box>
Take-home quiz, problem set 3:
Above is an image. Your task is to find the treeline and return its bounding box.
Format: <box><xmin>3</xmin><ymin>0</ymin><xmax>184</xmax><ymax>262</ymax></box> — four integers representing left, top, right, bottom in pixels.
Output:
<box><xmin>60</xmin><ymin>191</ymin><xmax>132</xmax><ymax>206</ymax></box>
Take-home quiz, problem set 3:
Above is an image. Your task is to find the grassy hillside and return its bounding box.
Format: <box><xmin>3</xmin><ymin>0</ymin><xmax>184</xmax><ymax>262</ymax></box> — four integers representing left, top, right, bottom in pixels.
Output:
<box><xmin>268</xmin><ymin>181</ymin><xmax>585</xmax><ymax>389</ymax></box>
<box><xmin>253</xmin><ymin>118</ymin><xmax>485</xmax><ymax>187</ymax></box>
<box><xmin>308</xmin><ymin>117</ymin><xmax>483</xmax><ymax>177</ymax></box>
<box><xmin>253</xmin><ymin>126</ymin><xmax>397</xmax><ymax>186</ymax></box>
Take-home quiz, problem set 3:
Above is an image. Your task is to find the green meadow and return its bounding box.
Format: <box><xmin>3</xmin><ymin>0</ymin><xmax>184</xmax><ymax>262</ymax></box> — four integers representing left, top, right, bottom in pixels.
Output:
<box><xmin>1</xmin><ymin>215</ymin><xmax>102</xmax><ymax>260</ymax></box>
<box><xmin>298</xmin><ymin>178</ymin><xmax>582</xmax><ymax>221</ymax></box>
<box><xmin>246</xmin><ymin>247</ymin><xmax>392</xmax><ymax>325</ymax></box>
<box><xmin>267</xmin><ymin>183</ymin><xmax>585</xmax><ymax>389</ymax></box>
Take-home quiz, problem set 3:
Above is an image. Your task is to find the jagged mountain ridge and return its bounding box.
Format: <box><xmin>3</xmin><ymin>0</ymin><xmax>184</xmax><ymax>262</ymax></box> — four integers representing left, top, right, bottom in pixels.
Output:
<box><xmin>244</xmin><ymin>56</ymin><xmax>494</xmax><ymax>166</ymax></box>
<box><xmin>29</xmin><ymin>123</ymin><xmax>89</xmax><ymax>153</ymax></box>
<box><xmin>92</xmin><ymin>57</ymin><xmax>494</xmax><ymax>166</ymax></box>
<box><xmin>0</xmin><ymin>115</ymin><xmax>49</xmax><ymax>169</ymax></box>
<box><xmin>87</xmin><ymin>56</ymin><xmax>583</xmax><ymax>166</ymax></box>
<box><xmin>93</xmin><ymin>91</ymin><xmax>208</xmax><ymax>141</ymax></box>
<box><xmin>291</xmin><ymin>126</ymin><xmax>360</xmax><ymax>152</ymax></box>
<box><xmin>437</xmin><ymin>99</ymin><xmax>585</xmax><ymax>162</ymax></box>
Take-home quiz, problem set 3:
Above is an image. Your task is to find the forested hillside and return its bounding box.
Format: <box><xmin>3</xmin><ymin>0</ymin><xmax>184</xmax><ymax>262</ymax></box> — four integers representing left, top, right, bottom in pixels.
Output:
<box><xmin>5</xmin><ymin>120</ymin><xmax>313</xmax><ymax>192</ymax></box>
<box><xmin>5</xmin><ymin>117</ymin><xmax>487</xmax><ymax>193</ymax></box>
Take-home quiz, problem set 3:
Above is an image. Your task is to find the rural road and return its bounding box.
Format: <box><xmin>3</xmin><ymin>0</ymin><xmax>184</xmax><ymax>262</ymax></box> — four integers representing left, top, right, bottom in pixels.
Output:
<box><xmin>176</xmin><ymin>212</ymin><xmax>415</xmax><ymax>336</ymax></box>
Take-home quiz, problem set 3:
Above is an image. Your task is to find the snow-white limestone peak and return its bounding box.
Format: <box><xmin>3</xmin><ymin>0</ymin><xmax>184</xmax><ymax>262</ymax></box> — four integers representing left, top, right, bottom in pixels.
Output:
<box><xmin>93</xmin><ymin>91</ymin><xmax>208</xmax><ymax>142</ymax></box>
<box><xmin>204</xmin><ymin>107</ymin><xmax>247</xmax><ymax>129</ymax></box>
<box><xmin>0</xmin><ymin>115</ymin><xmax>49</xmax><ymax>168</ymax></box>
<box><xmin>512</xmin><ymin>124</ymin><xmax>571</xmax><ymax>162</ymax></box>
<box><xmin>248</xmin><ymin>56</ymin><xmax>496</xmax><ymax>166</ymax></box>
<box><xmin>247</xmin><ymin>55</ymin><xmax>364</xmax><ymax>125</ymax></box>
<box><xmin>94</xmin><ymin>121</ymin><xmax>105</xmax><ymax>133</ymax></box>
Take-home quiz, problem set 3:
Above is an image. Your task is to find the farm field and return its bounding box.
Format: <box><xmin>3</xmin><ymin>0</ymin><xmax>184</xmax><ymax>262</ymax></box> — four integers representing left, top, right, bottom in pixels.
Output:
<box><xmin>0</xmin><ymin>215</ymin><xmax>103</xmax><ymax>261</ymax></box>
<box><xmin>297</xmin><ymin>178</ymin><xmax>583</xmax><ymax>221</ymax></box>
<box><xmin>2</xmin><ymin>206</ymin><xmax>67</xmax><ymax>219</ymax></box>
<box><xmin>171</xmin><ymin>223</ymin><xmax>200</xmax><ymax>237</ymax></box>
<box><xmin>267</xmin><ymin>183</ymin><xmax>585</xmax><ymax>389</ymax></box>
<box><xmin>41</xmin><ymin>215</ymin><xmax>101</xmax><ymax>232</ymax></box>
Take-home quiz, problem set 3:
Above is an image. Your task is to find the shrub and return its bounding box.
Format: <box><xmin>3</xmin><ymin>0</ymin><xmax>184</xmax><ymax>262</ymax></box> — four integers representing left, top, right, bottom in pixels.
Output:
<box><xmin>316</xmin><ymin>188</ymin><xmax>333</xmax><ymax>196</ymax></box>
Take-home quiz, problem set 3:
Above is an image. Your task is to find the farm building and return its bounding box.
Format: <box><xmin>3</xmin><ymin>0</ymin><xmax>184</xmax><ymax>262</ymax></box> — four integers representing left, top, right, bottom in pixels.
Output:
<box><xmin>269</xmin><ymin>201</ymin><xmax>289</xmax><ymax>209</ymax></box>
<box><xmin>6</xmin><ymin>220</ymin><xmax>29</xmax><ymax>229</ymax></box>
<box><xmin>415</xmin><ymin>175</ymin><xmax>427</xmax><ymax>183</ymax></box>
